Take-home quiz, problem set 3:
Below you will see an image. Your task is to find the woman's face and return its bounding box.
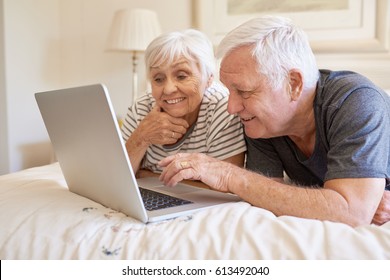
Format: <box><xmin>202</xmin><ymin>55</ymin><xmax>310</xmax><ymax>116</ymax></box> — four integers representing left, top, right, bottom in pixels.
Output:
<box><xmin>150</xmin><ymin>57</ymin><xmax>208</xmax><ymax>126</ymax></box>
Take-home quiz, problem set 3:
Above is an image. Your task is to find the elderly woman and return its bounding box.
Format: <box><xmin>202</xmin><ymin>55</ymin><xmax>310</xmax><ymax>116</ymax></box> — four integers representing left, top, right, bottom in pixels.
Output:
<box><xmin>121</xmin><ymin>29</ymin><xmax>246</xmax><ymax>178</ymax></box>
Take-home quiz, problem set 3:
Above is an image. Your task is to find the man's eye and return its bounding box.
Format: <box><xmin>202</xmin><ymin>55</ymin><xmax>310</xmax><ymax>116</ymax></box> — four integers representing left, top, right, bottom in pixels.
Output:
<box><xmin>238</xmin><ymin>90</ymin><xmax>252</xmax><ymax>99</ymax></box>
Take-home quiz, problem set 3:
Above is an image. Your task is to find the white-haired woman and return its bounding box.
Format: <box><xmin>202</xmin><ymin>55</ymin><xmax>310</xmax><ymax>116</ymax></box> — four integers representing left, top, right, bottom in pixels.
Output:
<box><xmin>121</xmin><ymin>29</ymin><xmax>246</xmax><ymax>179</ymax></box>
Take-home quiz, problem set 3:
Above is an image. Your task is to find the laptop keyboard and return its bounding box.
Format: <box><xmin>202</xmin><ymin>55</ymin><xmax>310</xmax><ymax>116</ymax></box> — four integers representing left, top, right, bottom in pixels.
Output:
<box><xmin>139</xmin><ymin>187</ymin><xmax>193</xmax><ymax>211</ymax></box>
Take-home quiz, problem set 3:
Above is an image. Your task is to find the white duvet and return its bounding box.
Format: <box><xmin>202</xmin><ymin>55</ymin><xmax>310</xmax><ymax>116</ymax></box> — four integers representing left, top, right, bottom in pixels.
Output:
<box><xmin>0</xmin><ymin>163</ymin><xmax>389</xmax><ymax>260</ymax></box>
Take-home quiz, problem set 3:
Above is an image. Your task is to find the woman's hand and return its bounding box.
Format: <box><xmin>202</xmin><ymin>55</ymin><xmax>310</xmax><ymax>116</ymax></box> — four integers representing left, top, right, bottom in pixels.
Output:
<box><xmin>125</xmin><ymin>105</ymin><xmax>189</xmax><ymax>173</ymax></box>
<box><xmin>137</xmin><ymin>105</ymin><xmax>189</xmax><ymax>146</ymax></box>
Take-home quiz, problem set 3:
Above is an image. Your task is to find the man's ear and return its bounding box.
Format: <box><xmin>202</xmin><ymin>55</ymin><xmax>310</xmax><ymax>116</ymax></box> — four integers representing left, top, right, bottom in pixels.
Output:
<box><xmin>289</xmin><ymin>70</ymin><xmax>303</xmax><ymax>101</ymax></box>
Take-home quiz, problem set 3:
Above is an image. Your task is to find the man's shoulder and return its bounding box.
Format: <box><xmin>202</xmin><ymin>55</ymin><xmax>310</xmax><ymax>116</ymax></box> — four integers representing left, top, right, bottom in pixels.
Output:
<box><xmin>316</xmin><ymin>70</ymin><xmax>387</xmax><ymax>109</ymax></box>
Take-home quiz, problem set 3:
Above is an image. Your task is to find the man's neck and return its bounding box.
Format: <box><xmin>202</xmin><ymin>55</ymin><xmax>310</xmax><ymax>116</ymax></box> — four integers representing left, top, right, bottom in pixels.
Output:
<box><xmin>287</xmin><ymin>87</ymin><xmax>317</xmax><ymax>157</ymax></box>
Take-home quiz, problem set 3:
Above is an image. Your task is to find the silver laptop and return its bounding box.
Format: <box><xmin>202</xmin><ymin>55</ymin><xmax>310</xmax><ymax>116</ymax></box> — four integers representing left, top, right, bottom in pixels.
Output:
<box><xmin>35</xmin><ymin>84</ymin><xmax>240</xmax><ymax>223</ymax></box>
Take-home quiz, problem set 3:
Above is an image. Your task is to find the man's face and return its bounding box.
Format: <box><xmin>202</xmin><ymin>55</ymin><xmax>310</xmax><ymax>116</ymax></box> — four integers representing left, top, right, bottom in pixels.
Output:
<box><xmin>219</xmin><ymin>45</ymin><xmax>293</xmax><ymax>139</ymax></box>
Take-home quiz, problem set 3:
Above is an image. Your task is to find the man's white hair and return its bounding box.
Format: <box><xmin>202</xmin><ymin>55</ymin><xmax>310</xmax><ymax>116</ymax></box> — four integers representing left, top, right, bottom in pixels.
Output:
<box><xmin>217</xmin><ymin>16</ymin><xmax>319</xmax><ymax>90</ymax></box>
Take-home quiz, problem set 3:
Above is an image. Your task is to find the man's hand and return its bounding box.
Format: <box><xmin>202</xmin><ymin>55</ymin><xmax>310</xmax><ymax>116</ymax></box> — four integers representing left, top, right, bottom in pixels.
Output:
<box><xmin>158</xmin><ymin>153</ymin><xmax>234</xmax><ymax>192</ymax></box>
<box><xmin>372</xmin><ymin>191</ymin><xmax>390</xmax><ymax>225</ymax></box>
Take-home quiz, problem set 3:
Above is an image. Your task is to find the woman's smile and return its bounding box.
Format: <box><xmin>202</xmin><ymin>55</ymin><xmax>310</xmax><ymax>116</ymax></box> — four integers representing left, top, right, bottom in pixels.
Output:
<box><xmin>164</xmin><ymin>97</ymin><xmax>186</xmax><ymax>105</ymax></box>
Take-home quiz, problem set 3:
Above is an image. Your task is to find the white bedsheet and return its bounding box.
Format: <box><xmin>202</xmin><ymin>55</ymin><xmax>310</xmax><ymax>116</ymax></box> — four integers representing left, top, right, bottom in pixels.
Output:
<box><xmin>0</xmin><ymin>163</ymin><xmax>389</xmax><ymax>259</ymax></box>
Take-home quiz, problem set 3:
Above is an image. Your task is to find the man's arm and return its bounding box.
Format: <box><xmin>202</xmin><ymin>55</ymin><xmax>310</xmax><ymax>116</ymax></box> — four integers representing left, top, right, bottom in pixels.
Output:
<box><xmin>159</xmin><ymin>153</ymin><xmax>384</xmax><ymax>227</ymax></box>
<box><xmin>267</xmin><ymin>176</ymin><xmax>388</xmax><ymax>225</ymax></box>
<box><xmin>230</xmin><ymin>170</ymin><xmax>384</xmax><ymax>227</ymax></box>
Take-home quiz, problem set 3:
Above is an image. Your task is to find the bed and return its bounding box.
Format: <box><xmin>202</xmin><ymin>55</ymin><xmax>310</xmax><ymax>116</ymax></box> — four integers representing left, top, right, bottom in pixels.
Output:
<box><xmin>0</xmin><ymin>162</ymin><xmax>389</xmax><ymax>260</ymax></box>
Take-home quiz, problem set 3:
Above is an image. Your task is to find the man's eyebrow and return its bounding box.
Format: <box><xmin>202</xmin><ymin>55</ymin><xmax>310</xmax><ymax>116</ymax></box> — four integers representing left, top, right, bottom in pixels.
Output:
<box><xmin>229</xmin><ymin>83</ymin><xmax>249</xmax><ymax>90</ymax></box>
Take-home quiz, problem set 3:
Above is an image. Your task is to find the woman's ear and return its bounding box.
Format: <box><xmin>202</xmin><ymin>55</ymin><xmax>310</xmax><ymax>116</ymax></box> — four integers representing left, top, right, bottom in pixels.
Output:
<box><xmin>289</xmin><ymin>70</ymin><xmax>303</xmax><ymax>101</ymax></box>
<box><xmin>207</xmin><ymin>74</ymin><xmax>214</xmax><ymax>88</ymax></box>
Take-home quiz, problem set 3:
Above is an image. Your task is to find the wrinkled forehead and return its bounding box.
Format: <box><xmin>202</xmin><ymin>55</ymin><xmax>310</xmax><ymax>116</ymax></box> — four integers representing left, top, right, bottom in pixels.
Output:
<box><xmin>150</xmin><ymin>57</ymin><xmax>195</xmax><ymax>74</ymax></box>
<box><xmin>150</xmin><ymin>54</ymin><xmax>194</xmax><ymax>68</ymax></box>
<box><xmin>149</xmin><ymin>44</ymin><xmax>198</xmax><ymax>68</ymax></box>
<box><xmin>220</xmin><ymin>45</ymin><xmax>257</xmax><ymax>72</ymax></box>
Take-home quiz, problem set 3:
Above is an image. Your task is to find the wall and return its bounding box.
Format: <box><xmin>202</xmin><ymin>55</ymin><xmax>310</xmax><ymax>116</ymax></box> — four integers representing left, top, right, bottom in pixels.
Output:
<box><xmin>0</xmin><ymin>0</ymin><xmax>192</xmax><ymax>175</ymax></box>
<box><xmin>0</xmin><ymin>0</ymin><xmax>8</xmax><ymax>173</ymax></box>
<box><xmin>195</xmin><ymin>0</ymin><xmax>390</xmax><ymax>90</ymax></box>
<box><xmin>59</xmin><ymin>0</ymin><xmax>193</xmax><ymax>117</ymax></box>
<box><xmin>1</xmin><ymin>0</ymin><xmax>389</xmax><ymax>175</ymax></box>
<box><xmin>1</xmin><ymin>0</ymin><xmax>62</xmax><ymax>175</ymax></box>
<box><xmin>315</xmin><ymin>0</ymin><xmax>390</xmax><ymax>89</ymax></box>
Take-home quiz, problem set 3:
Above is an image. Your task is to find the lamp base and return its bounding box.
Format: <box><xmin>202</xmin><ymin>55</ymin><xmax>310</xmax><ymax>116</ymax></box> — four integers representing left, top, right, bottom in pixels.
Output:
<box><xmin>132</xmin><ymin>51</ymin><xmax>139</xmax><ymax>103</ymax></box>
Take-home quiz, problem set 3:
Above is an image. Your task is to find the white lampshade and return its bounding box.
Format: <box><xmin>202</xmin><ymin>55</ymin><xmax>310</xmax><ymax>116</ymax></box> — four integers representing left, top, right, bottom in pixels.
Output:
<box><xmin>107</xmin><ymin>8</ymin><xmax>161</xmax><ymax>52</ymax></box>
<box><xmin>107</xmin><ymin>9</ymin><xmax>161</xmax><ymax>101</ymax></box>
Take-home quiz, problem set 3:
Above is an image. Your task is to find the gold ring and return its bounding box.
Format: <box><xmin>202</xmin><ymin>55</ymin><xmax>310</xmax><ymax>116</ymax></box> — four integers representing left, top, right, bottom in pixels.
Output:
<box><xmin>180</xmin><ymin>161</ymin><xmax>189</xmax><ymax>169</ymax></box>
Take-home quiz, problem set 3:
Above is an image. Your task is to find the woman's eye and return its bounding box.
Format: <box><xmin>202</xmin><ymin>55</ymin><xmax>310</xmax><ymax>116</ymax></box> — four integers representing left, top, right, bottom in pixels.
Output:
<box><xmin>153</xmin><ymin>77</ymin><xmax>164</xmax><ymax>83</ymax></box>
<box><xmin>176</xmin><ymin>71</ymin><xmax>189</xmax><ymax>80</ymax></box>
<box><xmin>177</xmin><ymin>74</ymin><xmax>188</xmax><ymax>80</ymax></box>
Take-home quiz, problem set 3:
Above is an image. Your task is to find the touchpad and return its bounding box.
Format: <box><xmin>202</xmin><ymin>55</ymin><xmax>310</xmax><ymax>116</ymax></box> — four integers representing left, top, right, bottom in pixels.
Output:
<box><xmin>156</xmin><ymin>184</ymin><xmax>200</xmax><ymax>194</ymax></box>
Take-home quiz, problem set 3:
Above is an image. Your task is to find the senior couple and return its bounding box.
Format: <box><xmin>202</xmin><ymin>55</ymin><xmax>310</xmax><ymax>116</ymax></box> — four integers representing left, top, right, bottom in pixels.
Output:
<box><xmin>121</xmin><ymin>16</ymin><xmax>390</xmax><ymax>227</ymax></box>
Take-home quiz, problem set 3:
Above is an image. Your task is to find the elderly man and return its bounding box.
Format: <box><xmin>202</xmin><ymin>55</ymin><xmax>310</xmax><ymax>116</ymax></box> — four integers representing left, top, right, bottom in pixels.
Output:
<box><xmin>158</xmin><ymin>16</ymin><xmax>390</xmax><ymax>227</ymax></box>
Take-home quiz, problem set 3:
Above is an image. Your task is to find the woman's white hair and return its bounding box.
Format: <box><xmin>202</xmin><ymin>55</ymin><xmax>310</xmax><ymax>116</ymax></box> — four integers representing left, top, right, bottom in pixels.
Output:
<box><xmin>216</xmin><ymin>16</ymin><xmax>319</xmax><ymax>90</ymax></box>
<box><xmin>145</xmin><ymin>29</ymin><xmax>215</xmax><ymax>83</ymax></box>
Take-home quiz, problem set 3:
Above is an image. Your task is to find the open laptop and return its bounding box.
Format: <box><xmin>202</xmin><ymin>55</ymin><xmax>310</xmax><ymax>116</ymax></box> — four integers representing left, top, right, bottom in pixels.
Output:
<box><xmin>35</xmin><ymin>84</ymin><xmax>240</xmax><ymax>223</ymax></box>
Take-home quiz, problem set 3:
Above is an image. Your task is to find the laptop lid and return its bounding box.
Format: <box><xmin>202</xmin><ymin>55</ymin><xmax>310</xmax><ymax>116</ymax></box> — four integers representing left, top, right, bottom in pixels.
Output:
<box><xmin>35</xmin><ymin>84</ymin><xmax>240</xmax><ymax>223</ymax></box>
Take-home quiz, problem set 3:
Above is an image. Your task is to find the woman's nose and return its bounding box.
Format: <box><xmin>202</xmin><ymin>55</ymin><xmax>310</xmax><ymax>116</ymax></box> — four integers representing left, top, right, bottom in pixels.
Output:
<box><xmin>163</xmin><ymin>78</ymin><xmax>178</xmax><ymax>95</ymax></box>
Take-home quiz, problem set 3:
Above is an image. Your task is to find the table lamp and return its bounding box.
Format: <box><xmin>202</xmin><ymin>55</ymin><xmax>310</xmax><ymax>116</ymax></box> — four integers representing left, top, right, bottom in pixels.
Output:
<box><xmin>107</xmin><ymin>8</ymin><xmax>161</xmax><ymax>101</ymax></box>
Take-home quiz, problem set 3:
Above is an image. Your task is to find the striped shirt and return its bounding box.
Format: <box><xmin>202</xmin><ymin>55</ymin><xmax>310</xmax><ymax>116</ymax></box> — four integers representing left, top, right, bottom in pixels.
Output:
<box><xmin>121</xmin><ymin>82</ymin><xmax>247</xmax><ymax>173</ymax></box>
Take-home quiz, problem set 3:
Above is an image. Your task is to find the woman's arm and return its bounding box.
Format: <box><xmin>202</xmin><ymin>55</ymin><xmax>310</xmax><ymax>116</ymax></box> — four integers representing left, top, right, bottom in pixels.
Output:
<box><xmin>124</xmin><ymin>105</ymin><xmax>189</xmax><ymax>173</ymax></box>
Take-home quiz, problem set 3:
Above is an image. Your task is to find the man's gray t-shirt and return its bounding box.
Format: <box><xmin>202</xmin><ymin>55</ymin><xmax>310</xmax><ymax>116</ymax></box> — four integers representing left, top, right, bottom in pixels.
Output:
<box><xmin>245</xmin><ymin>70</ymin><xmax>390</xmax><ymax>189</ymax></box>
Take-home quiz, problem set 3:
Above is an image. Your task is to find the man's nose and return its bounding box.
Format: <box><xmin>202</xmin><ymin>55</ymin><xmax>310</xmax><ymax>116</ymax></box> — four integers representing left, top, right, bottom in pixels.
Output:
<box><xmin>227</xmin><ymin>91</ymin><xmax>244</xmax><ymax>115</ymax></box>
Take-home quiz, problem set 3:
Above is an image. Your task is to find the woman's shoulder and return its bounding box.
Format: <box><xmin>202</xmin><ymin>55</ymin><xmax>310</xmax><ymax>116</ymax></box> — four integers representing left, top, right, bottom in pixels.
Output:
<box><xmin>132</xmin><ymin>92</ymin><xmax>155</xmax><ymax>114</ymax></box>
<box><xmin>203</xmin><ymin>81</ymin><xmax>229</xmax><ymax>103</ymax></box>
<box><xmin>201</xmin><ymin>82</ymin><xmax>235</xmax><ymax>121</ymax></box>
